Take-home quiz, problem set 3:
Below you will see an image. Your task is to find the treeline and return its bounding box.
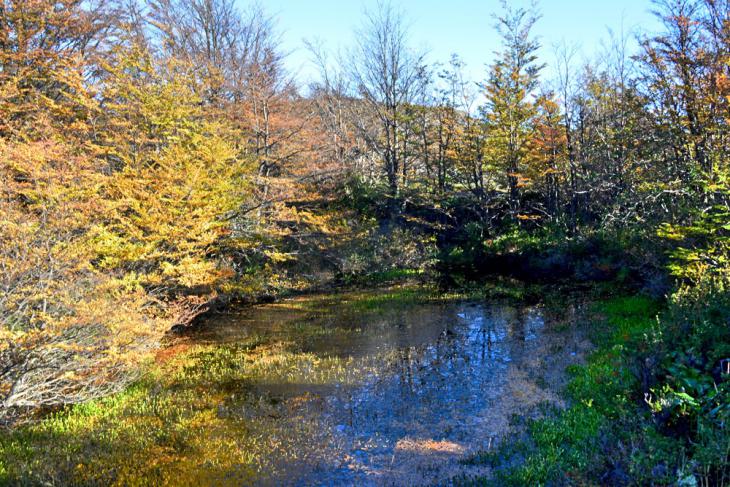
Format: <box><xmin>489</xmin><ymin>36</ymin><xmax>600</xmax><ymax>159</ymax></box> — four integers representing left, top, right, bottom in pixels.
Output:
<box><xmin>0</xmin><ymin>0</ymin><xmax>728</xmax><ymax>437</ymax></box>
<box><xmin>311</xmin><ymin>0</ymin><xmax>728</xmax><ymax>234</ymax></box>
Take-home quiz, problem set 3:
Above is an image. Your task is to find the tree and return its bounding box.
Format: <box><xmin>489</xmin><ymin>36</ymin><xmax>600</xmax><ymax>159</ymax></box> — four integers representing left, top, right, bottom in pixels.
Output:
<box><xmin>482</xmin><ymin>0</ymin><xmax>544</xmax><ymax>219</ymax></box>
<box><xmin>639</xmin><ymin>0</ymin><xmax>729</xmax><ymax>178</ymax></box>
<box><xmin>0</xmin><ymin>0</ymin><xmax>112</xmax><ymax>136</ymax></box>
<box><xmin>530</xmin><ymin>91</ymin><xmax>567</xmax><ymax>221</ymax></box>
<box><xmin>0</xmin><ymin>19</ymin><xmax>252</xmax><ymax>413</ymax></box>
<box><xmin>349</xmin><ymin>1</ymin><xmax>426</xmax><ymax>204</ymax></box>
<box><xmin>147</xmin><ymin>0</ymin><xmax>241</xmax><ymax>102</ymax></box>
<box><xmin>429</xmin><ymin>55</ymin><xmax>468</xmax><ymax>193</ymax></box>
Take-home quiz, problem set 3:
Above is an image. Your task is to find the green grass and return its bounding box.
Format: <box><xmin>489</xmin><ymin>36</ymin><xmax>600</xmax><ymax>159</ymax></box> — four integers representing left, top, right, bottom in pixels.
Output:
<box><xmin>327</xmin><ymin>285</ymin><xmax>477</xmax><ymax>314</ymax></box>
<box><xmin>342</xmin><ymin>268</ymin><xmax>426</xmax><ymax>286</ymax></box>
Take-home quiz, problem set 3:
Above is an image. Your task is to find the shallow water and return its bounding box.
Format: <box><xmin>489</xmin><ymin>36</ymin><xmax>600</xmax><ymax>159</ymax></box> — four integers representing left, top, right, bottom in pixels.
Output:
<box><xmin>191</xmin><ymin>291</ymin><xmax>590</xmax><ymax>486</ymax></box>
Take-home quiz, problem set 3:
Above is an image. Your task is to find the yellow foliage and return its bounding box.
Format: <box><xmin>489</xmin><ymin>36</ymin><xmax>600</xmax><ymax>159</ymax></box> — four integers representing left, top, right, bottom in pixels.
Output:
<box><xmin>0</xmin><ymin>39</ymin><xmax>256</xmax><ymax>412</ymax></box>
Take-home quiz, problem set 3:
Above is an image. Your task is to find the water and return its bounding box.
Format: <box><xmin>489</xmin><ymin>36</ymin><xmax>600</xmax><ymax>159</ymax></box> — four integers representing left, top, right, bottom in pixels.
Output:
<box><xmin>189</xmin><ymin>291</ymin><xmax>589</xmax><ymax>486</ymax></box>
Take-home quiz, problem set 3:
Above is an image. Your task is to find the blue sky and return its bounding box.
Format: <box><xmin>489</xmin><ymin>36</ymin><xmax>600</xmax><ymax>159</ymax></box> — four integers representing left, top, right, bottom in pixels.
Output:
<box><xmin>261</xmin><ymin>0</ymin><xmax>660</xmax><ymax>88</ymax></box>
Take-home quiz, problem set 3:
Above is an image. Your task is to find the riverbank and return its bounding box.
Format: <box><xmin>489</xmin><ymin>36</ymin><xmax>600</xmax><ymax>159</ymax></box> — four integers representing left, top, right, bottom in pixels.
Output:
<box><xmin>456</xmin><ymin>295</ymin><xmax>665</xmax><ymax>485</ymax></box>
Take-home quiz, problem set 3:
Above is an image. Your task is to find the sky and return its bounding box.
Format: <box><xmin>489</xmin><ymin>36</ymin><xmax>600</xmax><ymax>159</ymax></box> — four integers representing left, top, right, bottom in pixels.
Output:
<box><xmin>260</xmin><ymin>0</ymin><xmax>661</xmax><ymax>89</ymax></box>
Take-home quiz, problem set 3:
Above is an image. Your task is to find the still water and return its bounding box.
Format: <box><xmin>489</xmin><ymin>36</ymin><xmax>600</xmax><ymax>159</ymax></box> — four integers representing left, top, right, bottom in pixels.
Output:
<box><xmin>190</xmin><ymin>290</ymin><xmax>589</xmax><ymax>486</ymax></box>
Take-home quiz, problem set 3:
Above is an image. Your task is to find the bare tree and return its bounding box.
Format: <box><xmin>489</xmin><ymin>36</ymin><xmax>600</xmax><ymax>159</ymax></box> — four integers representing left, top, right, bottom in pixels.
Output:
<box><xmin>147</xmin><ymin>0</ymin><xmax>241</xmax><ymax>89</ymax></box>
<box><xmin>306</xmin><ymin>39</ymin><xmax>358</xmax><ymax>172</ymax></box>
<box><xmin>554</xmin><ymin>41</ymin><xmax>581</xmax><ymax>232</ymax></box>
<box><xmin>349</xmin><ymin>1</ymin><xmax>426</xmax><ymax>204</ymax></box>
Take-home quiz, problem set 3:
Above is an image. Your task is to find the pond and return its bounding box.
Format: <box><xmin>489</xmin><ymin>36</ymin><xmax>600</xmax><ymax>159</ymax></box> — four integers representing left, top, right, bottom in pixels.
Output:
<box><xmin>185</xmin><ymin>289</ymin><xmax>591</xmax><ymax>485</ymax></box>
<box><xmin>0</xmin><ymin>288</ymin><xmax>594</xmax><ymax>486</ymax></box>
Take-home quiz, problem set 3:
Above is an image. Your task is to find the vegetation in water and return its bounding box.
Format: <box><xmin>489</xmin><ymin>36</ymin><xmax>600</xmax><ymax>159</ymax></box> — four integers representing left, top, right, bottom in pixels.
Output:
<box><xmin>0</xmin><ymin>286</ymin><xmax>489</xmax><ymax>485</ymax></box>
<box><xmin>0</xmin><ymin>336</ymin><xmax>366</xmax><ymax>485</ymax></box>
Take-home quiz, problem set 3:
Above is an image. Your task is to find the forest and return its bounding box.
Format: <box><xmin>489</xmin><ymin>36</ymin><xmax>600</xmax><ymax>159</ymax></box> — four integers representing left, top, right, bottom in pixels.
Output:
<box><xmin>0</xmin><ymin>0</ymin><xmax>728</xmax><ymax>485</ymax></box>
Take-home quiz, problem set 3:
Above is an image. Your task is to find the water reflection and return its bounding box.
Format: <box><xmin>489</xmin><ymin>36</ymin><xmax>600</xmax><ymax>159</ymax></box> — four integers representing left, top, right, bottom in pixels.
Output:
<box><xmin>194</xmin><ymin>296</ymin><xmax>587</xmax><ymax>486</ymax></box>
